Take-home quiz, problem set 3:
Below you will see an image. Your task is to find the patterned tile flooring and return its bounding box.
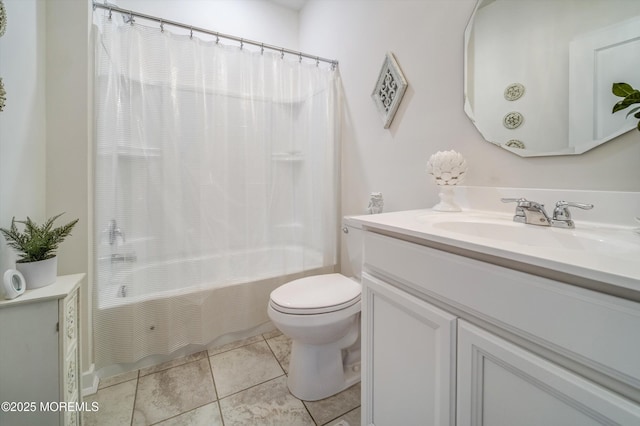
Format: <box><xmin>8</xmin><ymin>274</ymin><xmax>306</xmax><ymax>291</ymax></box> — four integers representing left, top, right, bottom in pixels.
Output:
<box><xmin>83</xmin><ymin>330</ymin><xmax>361</xmax><ymax>426</ymax></box>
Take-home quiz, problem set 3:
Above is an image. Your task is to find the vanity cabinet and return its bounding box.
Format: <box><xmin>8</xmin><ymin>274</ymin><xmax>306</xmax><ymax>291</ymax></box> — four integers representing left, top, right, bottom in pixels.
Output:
<box><xmin>0</xmin><ymin>274</ymin><xmax>84</xmax><ymax>426</ymax></box>
<box><xmin>362</xmin><ymin>274</ymin><xmax>456</xmax><ymax>426</ymax></box>
<box><xmin>361</xmin><ymin>230</ymin><xmax>640</xmax><ymax>426</ymax></box>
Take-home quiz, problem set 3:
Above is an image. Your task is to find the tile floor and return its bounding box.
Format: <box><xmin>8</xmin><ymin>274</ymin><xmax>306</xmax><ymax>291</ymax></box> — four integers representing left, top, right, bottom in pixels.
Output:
<box><xmin>83</xmin><ymin>330</ymin><xmax>361</xmax><ymax>426</ymax></box>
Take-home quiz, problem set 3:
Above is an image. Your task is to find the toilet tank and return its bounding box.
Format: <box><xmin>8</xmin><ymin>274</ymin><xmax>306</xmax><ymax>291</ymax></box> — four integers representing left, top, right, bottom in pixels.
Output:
<box><xmin>342</xmin><ymin>217</ymin><xmax>363</xmax><ymax>279</ymax></box>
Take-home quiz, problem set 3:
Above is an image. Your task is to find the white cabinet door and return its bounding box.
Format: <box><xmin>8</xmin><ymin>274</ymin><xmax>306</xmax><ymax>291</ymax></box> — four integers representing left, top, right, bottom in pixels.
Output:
<box><xmin>0</xmin><ymin>300</ymin><xmax>60</xmax><ymax>426</ymax></box>
<box><xmin>457</xmin><ymin>320</ymin><xmax>640</xmax><ymax>426</ymax></box>
<box><xmin>362</xmin><ymin>273</ymin><xmax>457</xmax><ymax>426</ymax></box>
<box><xmin>0</xmin><ymin>275</ymin><xmax>82</xmax><ymax>426</ymax></box>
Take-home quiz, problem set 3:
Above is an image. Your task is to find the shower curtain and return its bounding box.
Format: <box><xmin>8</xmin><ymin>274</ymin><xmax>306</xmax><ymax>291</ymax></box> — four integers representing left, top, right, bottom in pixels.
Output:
<box><xmin>93</xmin><ymin>14</ymin><xmax>340</xmax><ymax>365</ymax></box>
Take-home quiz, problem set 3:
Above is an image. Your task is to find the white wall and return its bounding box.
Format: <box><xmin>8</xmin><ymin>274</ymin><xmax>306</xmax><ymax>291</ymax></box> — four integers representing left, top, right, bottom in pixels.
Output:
<box><xmin>115</xmin><ymin>0</ymin><xmax>300</xmax><ymax>49</ymax></box>
<box><xmin>44</xmin><ymin>0</ymin><xmax>93</xmax><ymax>384</ymax></box>
<box><xmin>299</xmin><ymin>0</ymin><xmax>640</xmax><ymax>221</ymax></box>
<box><xmin>46</xmin><ymin>0</ymin><xmax>91</xmax><ymax>280</ymax></box>
<box><xmin>0</xmin><ymin>0</ymin><xmax>47</xmax><ymax>274</ymax></box>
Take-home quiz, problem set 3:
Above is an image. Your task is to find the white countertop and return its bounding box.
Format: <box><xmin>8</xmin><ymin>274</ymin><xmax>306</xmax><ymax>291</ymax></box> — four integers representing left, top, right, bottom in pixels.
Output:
<box><xmin>0</xmin><ymin>273</ymin><xmax>85</xmax><ymax>307</ymax></box>
<box><xmin>349</xmin><ymin>209</ymin><xmax>640</xmax><ymax>301</ymax></box>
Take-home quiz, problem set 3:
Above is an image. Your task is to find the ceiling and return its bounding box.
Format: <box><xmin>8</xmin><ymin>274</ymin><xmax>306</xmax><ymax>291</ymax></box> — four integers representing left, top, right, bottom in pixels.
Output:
<box><xmin>268</xmin><ymin>0</ymin><xmax>308</xmax><ymax>11</ymax></box>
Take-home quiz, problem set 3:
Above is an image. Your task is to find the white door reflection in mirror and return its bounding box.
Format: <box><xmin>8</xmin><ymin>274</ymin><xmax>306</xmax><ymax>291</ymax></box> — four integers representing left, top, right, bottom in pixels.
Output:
<box><xmin>465</xmin><ymin>0</ymin><xmax>640</xmax><ymax>157</ymax></box>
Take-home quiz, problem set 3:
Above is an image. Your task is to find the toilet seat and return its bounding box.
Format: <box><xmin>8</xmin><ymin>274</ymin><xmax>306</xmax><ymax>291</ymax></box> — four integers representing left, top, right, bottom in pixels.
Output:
<box><xmin>270</xmin><ymin>273</ymin><xmax>361</xmax><ymax>315</ymax></box>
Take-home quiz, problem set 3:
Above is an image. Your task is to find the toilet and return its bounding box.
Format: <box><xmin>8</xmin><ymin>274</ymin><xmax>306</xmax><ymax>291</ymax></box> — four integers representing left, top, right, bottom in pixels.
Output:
<box><xmin>267</xmin><ymin>217</ymin><xmax>362</xmax><ymax>401</ymax></box>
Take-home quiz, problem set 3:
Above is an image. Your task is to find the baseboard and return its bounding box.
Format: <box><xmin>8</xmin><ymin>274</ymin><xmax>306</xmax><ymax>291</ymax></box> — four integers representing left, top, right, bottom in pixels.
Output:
<box><xmin>82</xmin><ymin>363</ymin><xmax>100</xmax><ymax>396</ymax></box>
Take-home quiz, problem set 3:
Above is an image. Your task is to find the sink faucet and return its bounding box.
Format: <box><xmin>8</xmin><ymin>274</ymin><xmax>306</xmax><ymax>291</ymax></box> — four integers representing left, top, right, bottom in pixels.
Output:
<box><xmin>501</xmin><ymin>198</ymin><xmax>593</xmax><ymax>229</ymax></box>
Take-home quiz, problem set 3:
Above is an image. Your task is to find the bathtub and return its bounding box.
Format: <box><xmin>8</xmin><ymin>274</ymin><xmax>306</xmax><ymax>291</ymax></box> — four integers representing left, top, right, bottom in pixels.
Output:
<box><xmin>94</xmin><ymin>245</ymin><xmax>333</xmax><ymax>368</ymax></box>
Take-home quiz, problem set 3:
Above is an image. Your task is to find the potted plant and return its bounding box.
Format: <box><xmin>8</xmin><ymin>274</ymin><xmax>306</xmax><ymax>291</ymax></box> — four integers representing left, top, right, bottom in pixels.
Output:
<box><xmin>612</xmin><ymin>82</ymin><xmax>640</xmax><ymax>131</ymax></box>
<box><xmin>0</xmin><ymin>213</ymin><xmax>78</xmax><ymax>289</ymax></box>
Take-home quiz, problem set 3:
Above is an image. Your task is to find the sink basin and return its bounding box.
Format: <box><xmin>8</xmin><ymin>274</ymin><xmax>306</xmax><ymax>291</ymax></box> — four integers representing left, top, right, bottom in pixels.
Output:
<box><xmin>417</xmin><ymin>212</ymin><xmax>639</xmax><ymax>258</ymax></box>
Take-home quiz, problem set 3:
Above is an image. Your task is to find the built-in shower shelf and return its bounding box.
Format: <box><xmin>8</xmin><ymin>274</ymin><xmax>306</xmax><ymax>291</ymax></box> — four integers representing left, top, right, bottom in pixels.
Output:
<box><xmin>98</xmin><ymin>146</ymin><xmax>161</xmax><ymax>158</ymax></box>
<box><xmin>271</xmin><ymin>152</ymin><xmax>304</xmax><ymax>162</ymax></box>
<box><xmin>118</xmin><ymin>146</ymin><xmax>161</xmax><ymax>157</ymax></box>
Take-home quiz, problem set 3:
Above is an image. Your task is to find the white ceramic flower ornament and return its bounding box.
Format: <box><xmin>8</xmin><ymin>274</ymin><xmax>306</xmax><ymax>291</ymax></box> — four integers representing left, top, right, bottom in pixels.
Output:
<box><xmin>426</xmin><ymin>150</ymin><xmax>467</xmax><ymax>186</ymax></box>
<box><xmin>426</xmin><ymin>150</ymin><xmax>467</xmax><ymax>211</ymax></box>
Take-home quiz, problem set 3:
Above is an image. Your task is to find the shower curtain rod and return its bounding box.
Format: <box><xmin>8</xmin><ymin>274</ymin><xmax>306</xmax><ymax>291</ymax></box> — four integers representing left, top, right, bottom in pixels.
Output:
<box><xmin>92</xmin><ymin>2</ymin><xmax>339</xmax><ymax>68</ymax></box>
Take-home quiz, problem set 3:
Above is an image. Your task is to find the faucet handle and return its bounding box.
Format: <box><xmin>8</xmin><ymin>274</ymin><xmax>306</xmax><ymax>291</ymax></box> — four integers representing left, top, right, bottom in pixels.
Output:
<box><xmin>501</xmin><ymin>198</ymin><xmax>530</xmax><ymax>223</ymax></box>
<box><xmin>552</xmin><ymin>201</ymin><xmax>594</xmax><ymax>228</ymax></box>
<box><xmin>501</xmin><ymin>197</ymin><xmax>530</xmax><ymax>207</ymax></box>
<box><xmin>554</xmin><ymin>201</ymin><xmax>594</xmax><ymax>211</ymax></box>
<box><xmin>106</xmin><ymin>219</ymin><xmax>126</xmax><ymax>245</ymax></box>
<box><xmin>553</xmin><ymin>201</ymin><xmax>594</xmax><ymax>219</ymax></box>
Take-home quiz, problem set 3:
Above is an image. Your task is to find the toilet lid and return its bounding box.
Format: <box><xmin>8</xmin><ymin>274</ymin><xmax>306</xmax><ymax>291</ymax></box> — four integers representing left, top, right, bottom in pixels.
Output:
<box><xmin>270</xmin><ymin>273</ymin><xmax>361</xmax><ymax>314</ymax></box>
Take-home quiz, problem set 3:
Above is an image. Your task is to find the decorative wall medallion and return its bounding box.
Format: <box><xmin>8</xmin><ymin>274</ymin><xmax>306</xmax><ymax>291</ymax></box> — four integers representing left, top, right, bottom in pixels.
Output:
<box><xmin>504</xmin><ymin>83</ymin><xmax>525</xmax><ymax>101</ymax></box>
<box><xmin>371</xmin><ymin>52</ymin><xmax>408</xmax><ymax>128</ymax></box>
<box><xmin>0</xmin><ymin>0</ymin><xmax>6</xmax><ymax>38</ymax></box>
<box><xmin>503</xmin><ymin>111</ymin><xmax>523</xmax><ymax>129</ymax></box>
<box><xmin>0</xmin><ymin>77</ymin><xmax>5</xmax><ymax>112</ymax></box>
<box><xmin>505</xmin><ymin>139</ymin><xmax>525</xmax><ymax>149</ymax></box>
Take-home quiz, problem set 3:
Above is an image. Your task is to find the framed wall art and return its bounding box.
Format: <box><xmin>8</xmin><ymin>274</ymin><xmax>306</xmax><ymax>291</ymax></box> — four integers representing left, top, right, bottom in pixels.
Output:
<box><xmin>371</xmin><ymin>52</ymin><xmax>408</xmax><ymax>128</ymax></box>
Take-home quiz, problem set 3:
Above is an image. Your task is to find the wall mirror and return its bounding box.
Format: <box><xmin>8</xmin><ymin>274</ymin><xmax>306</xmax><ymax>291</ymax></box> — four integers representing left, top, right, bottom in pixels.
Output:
<box><xmin>465</xmin><ymin>0</ymin><xmax>640</xmax><ymax>157</ymax></box>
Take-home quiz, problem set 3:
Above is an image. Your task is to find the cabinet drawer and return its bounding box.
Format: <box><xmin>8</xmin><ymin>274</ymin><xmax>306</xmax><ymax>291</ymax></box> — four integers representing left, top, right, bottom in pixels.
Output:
<box><xmin>363</xmin><ymin>231</ymin><xmax>640</xmax><ymax>389</ymax></box>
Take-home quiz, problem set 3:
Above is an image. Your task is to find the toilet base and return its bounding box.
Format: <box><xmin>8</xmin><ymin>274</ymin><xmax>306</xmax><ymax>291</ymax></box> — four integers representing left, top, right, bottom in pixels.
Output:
<box><xmin>287</xmin><ymin>342</ymin><xmax>361</xmax><ymax>401</ymax></box>
<box><xmin>286</xmin><ymin>319</ymin><xmax>361</xmax><ymax>401</ymax></box>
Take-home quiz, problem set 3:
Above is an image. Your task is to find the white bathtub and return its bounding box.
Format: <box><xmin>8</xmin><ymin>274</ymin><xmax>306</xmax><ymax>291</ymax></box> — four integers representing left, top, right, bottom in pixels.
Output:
<box><xmin>94</xmin><ymin>245</ymin><xmax>332</xmax><ymax>368</ymax></box>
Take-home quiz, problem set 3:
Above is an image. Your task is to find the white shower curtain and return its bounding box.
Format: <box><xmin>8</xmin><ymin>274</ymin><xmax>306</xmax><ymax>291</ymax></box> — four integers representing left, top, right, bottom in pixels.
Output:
<box><xmin>93</xmin><ymin>14</ymin><xmax>339</xmax><ymax>365</ymax></box>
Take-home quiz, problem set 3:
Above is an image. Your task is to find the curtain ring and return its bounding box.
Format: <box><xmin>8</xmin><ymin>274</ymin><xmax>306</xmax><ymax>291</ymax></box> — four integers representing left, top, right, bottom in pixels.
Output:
<box><xmin>216</xmin><ymin>33</ymin><xmax>220</xmax><ymax>44</ymax></box>
<box><xmin>108</xmin><ymin>8</ymin><xmax>112</xmax><ymax>20</ymax></box>
<box><xmin>299</xmin><ymin>53</ymin><xmax>302</xmax><ymax>63</ymax></box>
<box><xmin>281</xmin><ymin>49</ymin><xmax>284</xmax><ymax>60</ymax></box>
<box><xmin>160</xmin><ymin>20</ymin><xmax>164</xmax><ymax>33</ymax></box>
<box><xmin>261</xmin><ymin>43</ymin><xmax>264</xmax><ymax>55</ymax></box>
<box><xmin>316</xmin><ymin>57</ymin><xmax>320</xmax><ymax>67</ymax></box>
<box><xmin>190</xmin><ymin>27</ymin><xmax>193</xmax><ymax>39</ymax></box>
<box><xmin>129</xmin><ymin>11</ymin><xmax>134</xmax><ymax>25</ymax></box>
<box><xmin>240</xmin><ymin>39</ymin><xmax>244</xmax><ymax>50</ymax></box>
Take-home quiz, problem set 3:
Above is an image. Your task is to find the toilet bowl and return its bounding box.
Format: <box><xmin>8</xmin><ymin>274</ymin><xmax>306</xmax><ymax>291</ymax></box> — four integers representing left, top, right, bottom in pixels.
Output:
<box><xmin>267</xmin><ymin>218</ymin><xmax>362</xmax><ymax>401</ymax></box>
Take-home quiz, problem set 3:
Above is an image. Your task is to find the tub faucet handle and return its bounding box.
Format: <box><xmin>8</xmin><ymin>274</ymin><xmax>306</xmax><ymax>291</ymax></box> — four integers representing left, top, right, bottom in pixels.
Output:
<box><xmin>107</xmin><ymin>219</ymin><xmax>125</xmax><ymax>245</ymax></box>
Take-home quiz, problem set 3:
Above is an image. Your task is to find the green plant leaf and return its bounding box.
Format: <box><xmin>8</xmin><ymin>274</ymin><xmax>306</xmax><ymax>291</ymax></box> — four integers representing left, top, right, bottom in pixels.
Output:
<box><xmin>0</xmin><ymin>213</ymin><xmax>78</xmax><ymax>262</ymax></box>
<box><xmin>612</xmin><ymin>82</ymin><xmax>637</xmax><ymax>97</ymax></box>
<box><xmin>626</xmin><ymin>106</ymin><xmax>640</xmax><ymax>118</ymax></box>
<box><xmin>612</xmin><ymin>92</ymin><xmax>640</xmax><ymax>113</ymax></box>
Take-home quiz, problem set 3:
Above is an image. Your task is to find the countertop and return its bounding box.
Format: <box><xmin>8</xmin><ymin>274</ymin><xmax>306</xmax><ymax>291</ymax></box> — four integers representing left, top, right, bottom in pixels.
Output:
<box><xmin>349</xmin><ymin>209</ymin><xmax>640</xmax><ymax>302</ymax></box>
